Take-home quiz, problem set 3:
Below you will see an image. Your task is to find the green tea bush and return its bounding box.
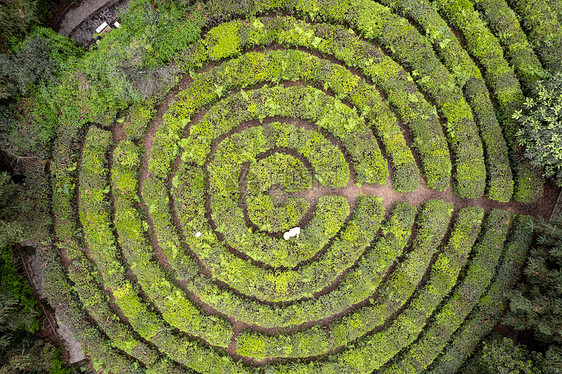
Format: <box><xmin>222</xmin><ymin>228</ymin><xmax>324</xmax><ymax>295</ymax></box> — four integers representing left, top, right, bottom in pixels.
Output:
<box><xmin>176</xmin><ymin>187</ymin><xmax>384</xmax><ymax>302</ymax></box>
<box><xmin>470</xmin><ymin>0</ymin><xmax>547</xmax><ymax>89</ymax></box>
<box><xmin>506</xmin><ymin>0</ymin><xmax>562</xmax><ymax>72</ymax></box>
<box><xmin>236</xmin><ymin>199</ymin><xmax>454</xmax><ymax>360</ymax></box>
<box><xmin>428</xmin><ymin>215</ymin><xmax>534</xmax><ymax>373</ymax></box>
<box><xmin>245</xmin><ymin>153</ymin><xmax>312</xmax><ymax>232</ymax></box>
<box><xmin>431</xmin><ymin>0</ymin><xmax>544</xmax><ymax>202</ymax></box>
<box><xmin>385</xmin><ymin>209</ymin><xmax>510</xmax><ymax>372</ymax></box>
<box><xmin>377</xmin><ymin>0</ymin><xmax>514</xmax><ymax>201</ymax></box>
<box><xmin>49</xmin><ymin>124</ymin><xmax>155</xmax><ymax>373</ymax></box>
<box><xmin>123</xmin><ymin>101</ymin><xmax>156</xmax><ymax>141</ymax></box>
<box><xmin>154</xmin><ymin>197</ymin><xmax>412</xmax><ymax>327</ymax></box>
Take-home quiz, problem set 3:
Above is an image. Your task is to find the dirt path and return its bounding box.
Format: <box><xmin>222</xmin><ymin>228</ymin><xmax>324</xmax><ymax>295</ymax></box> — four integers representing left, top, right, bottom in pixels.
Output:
<box><xmin>296</xmin><ymin>176</ymin><xmax>559</xmax><ymax>219</ymax></box>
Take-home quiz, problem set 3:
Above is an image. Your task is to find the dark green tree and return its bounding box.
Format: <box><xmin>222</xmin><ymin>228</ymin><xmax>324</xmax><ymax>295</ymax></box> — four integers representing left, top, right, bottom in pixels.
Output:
<box><xmin>0</xmin><ymin>27</ymin><xmax>82</xmax><ymax>100</ymax></box>
<box><xmin>0</xmin><ymin>171</ymin><xmax>71</xmax><ymax>373</ymax></box>
<box><xmin>503</xmin><ymin>216</ymin><xmax>562</xmax><ymax>373</ymax></box>
<box><xmin>462</xmin><ymin>334</ymin><xmax>545</xmax><ymax>374</ymax></box>
<box><xmin>0</xmin><ymin>0</ymin><xmax>41</xmax><ymax>50</ymax></box>
<box><xmin>505</xmin><ymin>217</ymin><xmax>562</xmax><ymax>344</ymax></box>
<box><xmin>514</xmin><ymin>73</ymin><xmax>562</xmax><ymax>186</ymax></box>
<box><xmin>0</xmin><ymin>252</ymin><xmax>71</xmax><ymax>374</ymax></box>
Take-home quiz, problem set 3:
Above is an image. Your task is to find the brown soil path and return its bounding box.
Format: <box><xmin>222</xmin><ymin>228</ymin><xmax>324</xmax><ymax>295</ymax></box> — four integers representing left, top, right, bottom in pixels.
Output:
<box><xmin>296</xmin><ymin>177</ymin><xmax>559</xmax><ymax>220</ymax></box>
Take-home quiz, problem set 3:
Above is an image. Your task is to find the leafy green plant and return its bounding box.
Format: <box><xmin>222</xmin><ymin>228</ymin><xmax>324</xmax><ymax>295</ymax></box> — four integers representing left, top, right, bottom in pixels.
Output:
<box><xmin>0</xmin><ymin>27</ymin><xmax>82</xmax><ymax>100</ymax></box>
<box><xmin>462</xmin><ymin>334</ymin><xmax>544</xmax><ymax>374</ymax></box>
<box><xmin>503</xmin><ymin>216</ymin><xmax>562</xmax><ymax>370</ymax></box>
<box><xmin>515</xmin><ymin>73</ymin><xmax>562</xmax><ymax>186</ymax></box>
<box><xmin>429</xmin><ymin>215</ymin><xmax>534</xmax><ymax>373</ymax></box>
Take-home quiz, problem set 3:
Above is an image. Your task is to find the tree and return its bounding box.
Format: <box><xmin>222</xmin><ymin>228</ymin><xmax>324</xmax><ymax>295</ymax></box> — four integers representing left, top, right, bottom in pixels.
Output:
<box><xmin>0</xmin><ymin>171</ymin><xmax>70</xmax><ymax>373</ymax></box>
<box><xmin>505</xmin><ymin>217</ymin><xmax>562</xmax><ymax>345</ymax></box>
<box><xmin>503</xmin><ymin>216</ymin><xmax>562</xmax><ymax>373</ymax></box>
<box><xmin>0</xmin><ymin>27</ymin><xmax>82</xmax><ymax>100</ymax></box>
<box><xmin>462</xmin><ymin>334</ymin><xmax>544</xmax><ymax>374</ymax></box>
<box><xmin>514</xmin><ymin>73</ymin><xmax>562</xmax><ymax>186</ymax></box>
<box><xmin>0</xmin><ymin>0</ymin><xmax>41</xmax><ymax>50</ymax></box>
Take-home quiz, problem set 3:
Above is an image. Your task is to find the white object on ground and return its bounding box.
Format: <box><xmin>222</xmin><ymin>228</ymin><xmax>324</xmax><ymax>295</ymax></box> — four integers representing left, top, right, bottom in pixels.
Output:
<box><xmin>283</xmin><ymin>227</ymin><xmax>301</xmax><ymax>240</ymax></box>
<box><xmin>195</xmin><ymin>231</ymin><xmax>202</xmax><ymax>238</ymax></box>
<box><xmin>96</xmin><ymin>22</ymin><xmax>109</xmax><ymax>33</ymax></box>
<box><xmin>114</xmin><ymin>21</ymin><xmax>120</xmax><ymax>28</ymax></box>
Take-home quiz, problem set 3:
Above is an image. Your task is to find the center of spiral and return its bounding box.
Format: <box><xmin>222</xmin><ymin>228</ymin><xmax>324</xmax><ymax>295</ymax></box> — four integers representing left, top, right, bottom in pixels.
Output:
<box><xmin>244</xmin><ymin>152</ymin><xmax>313</xmax><ymax>233</ymax></box>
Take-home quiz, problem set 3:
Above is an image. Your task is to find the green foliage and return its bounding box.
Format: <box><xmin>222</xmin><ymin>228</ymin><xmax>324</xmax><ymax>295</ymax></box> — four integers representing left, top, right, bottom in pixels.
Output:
<box><xmin>347</xmin><ymin>0</ymin><xmax>487</xmax><ymax>198</ymax></box>
<box><xmin>120</xmin><ymin>0</ymin><xmax>201</xmax><ymax>66</ymax></box>
<box><xmin>0</xmin><ymin>170</ymin><xmax>48</xmax><ymax>303</ymax></box>
<box><xmin>385</xmin><ymin>209</ymin><xmax>510</xmax><ymax>372</ymax></box>
<box><xmin>110</xmin><ymin>140</ymin><xmax>249</xmax><ymax>374</ymax></box>
<box><xmin>29</xmin><ymin>0</ymin><xmax>561</xmax><ymax>372</ymax></box>
<box><xmin>430</xmin><ymin>0</ymin><xmax>543</xmax><ymax>202</ymax></box>
<box><xmin>177</xmin><ymin>16</ymin><xmax>461</xmax><ymax>191</ymax></box>
<box><xmin>0</xmin><ymin>246</ymin><xmax>38</xmax><ymax>333</ymax></box>
<box><xmin>156</xmin><ymin>53</ymin><xmax>389</xmax><ymax>186</ymax></box>
<box><xmin>123</xmin><ymin>101</ymin><xmax>156</xmax><ymax>141</ymax></box>
<box><xmin>463</xmin><ymin>334</ymin><xmax>544</xmax><ymax>374</ymax></box>
<box><xmin>429</xmin><ymin>215</ymin><xmax>535</xmax><ymax>373</ymax></box>
<box><xmin>515</xmin><ymin>73</ymin><xmax>562</xmax><ymax>186</ymax></box>
<box><xmin>378</xmin><ymin>0</ymin><xmax>515</xmax><ymax>201</ymax></box>
<box><xmin>471</xmin><ymin>0</ymin><xmax>547</xmax><ymax>89</ymax></box>
<box><xmin>48</xmin><ymin>123</ymin><xmax>158</xmax><ymax>373</ymax></box>
<box><xmin>237</xmin><ymin>199</ymin><xmax>452</xmax><ymax>361</ymax></box>
<box><xmin>205</xmin><ymin>21</ymin><xmax>241</xmax><ymax>60</ymax></box>
<box><xmin>506</xmin><ymin>0</ymin><xmax>562</xmax><ymax>72</ymax></box>
<box><xmin>0</xmin><ymin>0</ymin><xmax>43</xmax><ymax>51</ymax></box>
<box><xmin>505</xmin><ymin>216</ymin><xmax>562</xmax><ymax>346</ymax></box>
<box><xmin>246</xmin><ymin>153</ymin><xmax>312</xmax><ymax>232</ymax></box>
<box><xmin>80</xmin><ymin>128</ymin><xmax>234</xmax><ymax>349</ymax></box>
<box><xmin>0</xmin><ymin>174</ymin><xmax>69</xmax><ymax>373</ymax></box>
<box><xmin>0</xmin><ymin>307</ymin><xmax>70</xmax><ymax>374</ymax></box>
<box><xmin>81</xmin><ymin>0</ymin><xmax>200</xmax><ymax>105</ymax></box>
<box><xmin>142</xmin><ymin>196</ymin><xmax>412</xmax><ymax>328</ymax></box>
<box><xmin>0</xmin><ymin>27</ymin><xmax>82</xmax><ymax>100</ymax></box>
<box><xmin>266</xmin><ymin>203</ymin><xmax>483</xmax><ymax>371</ymax></box>
<box><xmin>0</xmin><ymin>173</ymin><xmax>27</xmax><ymax>248</ymax></box>
<box><xmin>168</xmin><ymin>170</ymin><xmax>385</xmax><ymax>301</ymax></box>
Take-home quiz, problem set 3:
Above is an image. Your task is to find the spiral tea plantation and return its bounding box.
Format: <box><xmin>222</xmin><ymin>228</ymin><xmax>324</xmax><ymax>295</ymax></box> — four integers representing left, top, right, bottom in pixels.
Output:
<box><xmin>42</xmin><ymin>0</ymin><xmax>562</xmax><ymax>373</ymax></box>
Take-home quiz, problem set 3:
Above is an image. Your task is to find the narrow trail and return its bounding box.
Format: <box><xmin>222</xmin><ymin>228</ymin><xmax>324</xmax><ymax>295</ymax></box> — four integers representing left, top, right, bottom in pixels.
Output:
<box><xmin>296</xmin><ymin>176</ymin><xmax>558</xmax><ymax>219</ymax></box>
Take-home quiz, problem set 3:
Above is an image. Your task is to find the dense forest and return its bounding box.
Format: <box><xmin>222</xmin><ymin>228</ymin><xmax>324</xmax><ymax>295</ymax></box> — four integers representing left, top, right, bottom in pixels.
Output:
<box><xmin>0</xmin><ymin>0</ymin><xmax>561</xmax><ymax>373</ymax></box>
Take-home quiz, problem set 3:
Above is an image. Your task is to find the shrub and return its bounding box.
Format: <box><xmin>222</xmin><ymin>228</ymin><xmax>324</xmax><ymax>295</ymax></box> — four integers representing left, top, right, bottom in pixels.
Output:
<box><xmin>506</xmin><ymin>0</ymin><xmax>562</xmax><ymax>72</ymax></box>
<box><xmin>123</xmin><ymin>101</ymin><xmax>156</xmax><ymax>141</ymax></box>
<box><xmin>376</xmin><ymin>0</ymin><xmax>514</xmax><ymax>201</ymax></box>
<box><xmin>166</xmin><ymin>197</ymin><xmax>414</xmax><ymax>328</ymax></box>
<box><xmin>471</xmin><ymin>0</ymin><xmax>547</xmax><ymax>89</ymax></box>
<box><xmin>30</xmin><ymin>0</ymin><xmax>558</xmax><ymax>372</ymax></box>
<box><xmin>431</xmin><ymin>0</ymin><xmax>543</xmax><ymax>202</ymax></box>
<box><xmin>385</xmin><ymin>209</ymin><xmax>510</xmax><ymax>372</ymax></box>
<box><xmin>428</xmin><ymin>215</ymin><xmax>535</xmax><ymax>374</ymax></box>
<box><xmin>236</xmin><ymin>199</ymin><xmax>452</xmax><ymax>360</ymax></box>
